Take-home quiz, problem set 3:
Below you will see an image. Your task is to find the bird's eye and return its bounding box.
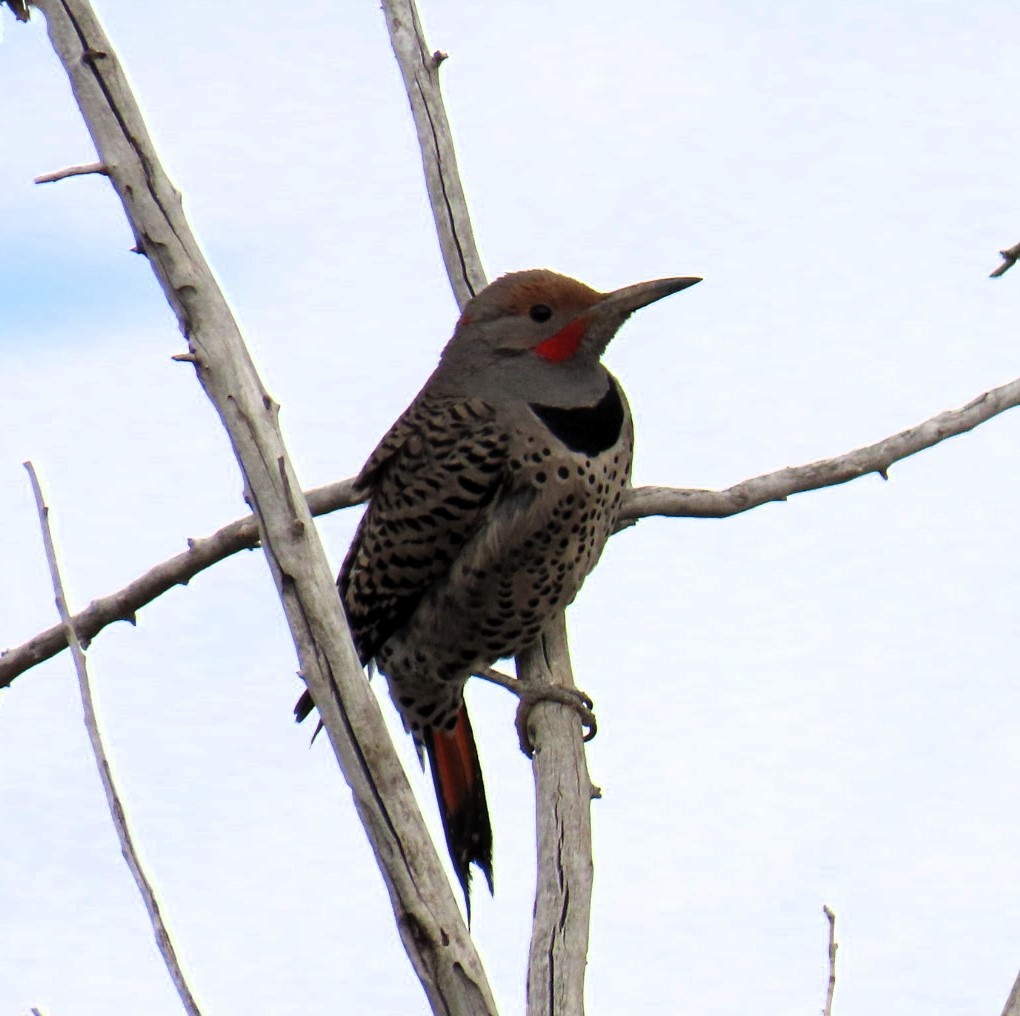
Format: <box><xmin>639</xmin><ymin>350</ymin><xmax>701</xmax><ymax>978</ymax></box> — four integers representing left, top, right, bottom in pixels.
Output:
<box><xmin>529</xmin><ymin>304</ymin><xmax>553</xmax><ymax>323</ymax></box>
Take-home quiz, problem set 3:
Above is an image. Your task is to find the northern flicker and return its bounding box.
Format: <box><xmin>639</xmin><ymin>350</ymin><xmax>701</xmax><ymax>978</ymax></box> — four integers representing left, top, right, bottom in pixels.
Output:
<box><xmin>295</xmin><ymin>268</ymin><xmax>700</xmax><ymax>902</ymax></box>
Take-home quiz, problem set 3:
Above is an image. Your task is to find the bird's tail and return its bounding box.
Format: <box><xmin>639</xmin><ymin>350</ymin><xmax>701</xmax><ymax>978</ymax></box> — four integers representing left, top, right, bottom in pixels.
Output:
<box><xmin>424</xmin><ymin>704</ymin><xmax>494</xmax><ymax>912</ymax></box>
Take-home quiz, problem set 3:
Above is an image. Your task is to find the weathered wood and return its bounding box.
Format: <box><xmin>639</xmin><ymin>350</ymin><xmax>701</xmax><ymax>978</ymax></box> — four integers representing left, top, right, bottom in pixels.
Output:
<box><xmin>25</xmin><ymin>462</ymin><xmax>203</xmax><ymax>1016</ymax></box>
<box><xmin>519</xmin><ymin>617</ymin><xmax>596</xmax><ymax>1016</ymax></box>
<box><xmin>34</xmin><ymin>2</ymin><xmax>496</xmax><ymax>1012</ymax></box>
<box><xmin>380</xmin><ymin>3</ymin><xmax>597</xmax><ymax>1010</ymax></box>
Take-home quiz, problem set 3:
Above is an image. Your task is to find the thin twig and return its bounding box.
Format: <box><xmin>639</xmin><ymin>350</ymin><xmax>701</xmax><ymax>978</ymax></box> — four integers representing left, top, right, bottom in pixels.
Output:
<box><xmin>822</xmin><ymin>905</ymin><xmax>837</xmax><ymax>1016</ymax></box>
<box><xmin>34</xmin><ymin>161</ymin><xmax>108</xmax><ymax>184</ymax></box>
<box><xmin>990</xmin><ymin>240</ymin><xmax>1020</xmax><ymax>278</ymax></box>
<box><xmin>23</xmin><ymin>462</ymin><xmax>203</xmax><ymax>1016</ymax></box>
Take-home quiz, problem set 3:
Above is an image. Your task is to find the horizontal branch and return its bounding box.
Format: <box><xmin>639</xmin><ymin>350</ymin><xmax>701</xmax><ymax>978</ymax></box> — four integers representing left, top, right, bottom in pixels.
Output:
<box><xmin>34</xmin><ymin>161</ymin><xmax>107</xmax><ymax>184</ymax></box>
<box><xmin>5</xmin><ymin>370</ymin><xmax>1020</xmax><ymax>691</ymax></box>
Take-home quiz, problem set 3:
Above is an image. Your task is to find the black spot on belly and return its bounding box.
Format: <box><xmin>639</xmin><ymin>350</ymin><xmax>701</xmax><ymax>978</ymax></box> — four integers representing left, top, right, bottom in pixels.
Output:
<box><xmin>529</xmin><ymin>377</ymin><xmax>625</xmax><ymax>456</ymax></box>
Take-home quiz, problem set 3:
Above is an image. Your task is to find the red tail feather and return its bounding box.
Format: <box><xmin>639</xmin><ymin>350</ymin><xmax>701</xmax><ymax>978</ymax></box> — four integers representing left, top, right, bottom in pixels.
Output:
<box><xmin>425</xmin><ymin>705</ymin><xmax>493</xmax><ymax>909</ymax></box>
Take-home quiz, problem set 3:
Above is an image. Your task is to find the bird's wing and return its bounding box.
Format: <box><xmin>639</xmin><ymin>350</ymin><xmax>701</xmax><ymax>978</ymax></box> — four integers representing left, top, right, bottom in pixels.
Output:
<box><xmin>340</xmin><ymin>395</ymin><xmax>512</xmax><ymax>662</ymax></box>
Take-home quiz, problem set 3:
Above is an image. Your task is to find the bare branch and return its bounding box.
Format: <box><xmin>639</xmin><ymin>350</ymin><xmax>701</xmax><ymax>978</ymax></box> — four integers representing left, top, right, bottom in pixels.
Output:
<box><xmin>382</xmin><ymin>2</ymin><xmax>597</xmax><ymax>1010</ymax></box>
<box><xmin>1001</xmin><ymin>969</ymin><xmax>1020</xmax><ymax>1016</ymax></box>
<box><xmin>0</xmin><ymin>478</ymin><xmax>364</xmax><ymax>690</ymax></box>
<box><xmin>990</xmin><ymin>240</ymin><xmax>1020</xmax><ymax>278</ymax></box>
<box><xmin>519</xmin><ymin>617</ymin><xmax>596</xmax><ymax>1016</ymax></box>
<box><xmin>821</xmin><ymin>905</ymin><xmax>837</xmax><ymax>1016</ymax></box>
<box><xmin>382</xmin><ymin>0</ymin><xmax>486</xmax><ymax>306</ymax></box>
<box><xmin>34</xmin><ymin>161</ymin><xmax>107</xmax><ymax>184</ymax></box>
<box><xmin>34</xmin><ymin>2</ymin><xmax>495</xmax><ymax>1011</ymax></box>
<box><xmin>8</xmin><ymin>364</ymin><xmax>1020</xmax><ymax>693</ymax></box>
<box><xmin>621</xmin><ymin>372</ymin><xmax>1020</xmax><ymax>522</ymax></box>
<box><xmin>24</xmin><ymin>462</ymin><xmax>203</xmax><ymax>1016</ymax></box>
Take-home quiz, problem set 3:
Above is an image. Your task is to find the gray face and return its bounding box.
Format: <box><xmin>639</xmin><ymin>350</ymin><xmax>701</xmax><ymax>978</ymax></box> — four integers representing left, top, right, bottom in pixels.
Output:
<box><xmin>429</xmin><ymin>269</ymin><xmax>700</xmax><ymax>408</ymax></box>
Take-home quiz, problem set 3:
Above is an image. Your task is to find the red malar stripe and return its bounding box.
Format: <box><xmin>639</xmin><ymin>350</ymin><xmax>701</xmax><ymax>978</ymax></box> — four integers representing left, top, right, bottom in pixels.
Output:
<box><xmin>533</xmin><ymin>318</ymin><xmax>587</xmax><ymax>362</ymax></box>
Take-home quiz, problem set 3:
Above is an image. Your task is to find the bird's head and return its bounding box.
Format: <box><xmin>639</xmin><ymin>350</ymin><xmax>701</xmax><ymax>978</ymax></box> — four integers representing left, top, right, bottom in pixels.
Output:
<box><xmin>432</xmin><ymin>269</ymin><xmax>700</xmax><ymax>405</ymax></box>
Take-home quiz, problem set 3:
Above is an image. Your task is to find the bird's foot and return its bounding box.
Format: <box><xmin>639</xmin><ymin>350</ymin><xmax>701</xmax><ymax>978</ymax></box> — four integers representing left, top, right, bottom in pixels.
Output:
<box><xmin>475</xmin><ymin>667</ymin><xmax>597</xmax><ymax>757</ymax></box>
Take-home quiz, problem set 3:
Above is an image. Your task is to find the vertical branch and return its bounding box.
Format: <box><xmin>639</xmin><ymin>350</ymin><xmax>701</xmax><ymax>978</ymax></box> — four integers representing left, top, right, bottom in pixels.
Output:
<box><xmin>381</xmin><ymin>0</ymin><xmax>487</xmax><ymax>305</ymax></box>
<box><xmin>32</xmin><ymin>3</ymin><xmax>495</xmax><ymax>1013</ymax></box>
<box><xmin>519</xmin><ymin>616</ymin><xmax>596</xmax><ymax>1016</ymax></box>
<box><xmin>380</xmin><ymin>2</ymin><xmax>596</xmax><ymax>1012</ymax></box>
<box><xmin>24</xmin><ymin>462</ymin><xmax>203</xmax><ymax>1016</ymax></box>
<box><xmin>822</xmin><ymin>905</ymin><xmax>837</xmax><ymax>1016</ymax></box>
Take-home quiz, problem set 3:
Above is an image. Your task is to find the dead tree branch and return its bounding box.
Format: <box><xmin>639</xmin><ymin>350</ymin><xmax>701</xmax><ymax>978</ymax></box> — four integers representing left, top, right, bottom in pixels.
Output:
<box><xmin>990</xmin><ymin>240</ymin><xmax>1020</xmax><ymax>278</ymax></box>
<box><xmin>382</xmin><ymin>0</ymin><xmax>486</xmax><ymax>306</ymax></box>
<box><xmin>621</xmin><ymin>372</ymin><xmax>1020</xmax><ymax>522</ymax></box>
<box><xmin>32</xmin><ymin>2</ymin><xmax>495</xmax><ymax>1012</ymax></box>
<box><xmin>8</xmin><ymin>367</ymin><xmax>1020</xmax><ymax>694</ymax></box>
<box><xmin>822</xmin><ymin>905</ymin><xmax>837</xmax><ymax>1016</ymax></box>
<box><xmin>519</xmin><ymin>618</ymin><xmax>597</xmax><ymax>1015</ymax></box>
<box><xmin>1</xmin><ymin>478</ymin><xmax>363</xmax><ymax>687</ymax></box>
<box><xmin>24</xmin><ymin>462</ymin><xmax>203</xmax><ymax>1016</ymax></box>
<box><xmin>1001</xmin><ymin>969</ymin><xmax>1020</xmax><ymax>1016</ymax></box>
<box><xmin>382</xmin><ymin>2</ymin><xmax>597</xmax><ymax>1010</ymax></box>
<box><xmin>34</xmin><ymin>161</ymin><xmax>107</xmax><ymax>184</ymax></box>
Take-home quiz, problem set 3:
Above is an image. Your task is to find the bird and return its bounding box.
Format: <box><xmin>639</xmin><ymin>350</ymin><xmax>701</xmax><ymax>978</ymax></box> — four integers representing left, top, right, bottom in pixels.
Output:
<box><xmin>295</xmin><ymin>268</ymin><xmax>700</xmax><ymax>906</ymax></box>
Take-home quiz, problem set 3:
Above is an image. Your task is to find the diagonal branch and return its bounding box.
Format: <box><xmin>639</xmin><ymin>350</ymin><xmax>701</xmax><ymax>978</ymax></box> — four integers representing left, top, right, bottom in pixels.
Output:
<box><xmin>620</xmin><ymin>371</ymin><xmax>1020</xmax><ymax>522</ymax></box>
<box><xmin>31</xmin><ymin>2</ymin><xmax>495</xmax><ymax>1012</ymax></box>
<box><xmin>24</xmin><ymin>462</ymin><xmax>204</xmax><ymax>1016</ymax></box>
<box><xmin>990</xmin><ymin>240</ymin><xmax>1020</xmax><ymax>279</ymax></box>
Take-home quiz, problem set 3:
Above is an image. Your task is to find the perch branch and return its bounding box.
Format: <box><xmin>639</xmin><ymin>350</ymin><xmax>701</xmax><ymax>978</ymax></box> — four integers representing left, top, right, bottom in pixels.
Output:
<box><xmin>34</xmin><ymin>161</ymin><xmax>107</xmax><ymax>184</ymax></box>
<box><xmin>519</xmin><ymin>619</ymin><xmax>597</xmax><ymax>1015</ymax></box>
<box><xmin>7</xmin><ymin>367</ymin><xmax>1020</xmax><ymax>692</ymax></box>
<box><xmin>24</xmin><ymin>462</ymin><xmax>203</xmax><ymax>1016</ymax></box>
<box><xmin>822</xmin><ymin>905</ymin><xmax>837</xmax><ymax>1016</ymax></box>
<box><xmin>33</xmin><ymin>2</ymin><xmax>495</xmax><ymax>1012</ymax></box>
<box><xmin>990</xmin><ymin>240</ymin><xmax>1020</xmax><ymax>279</ymax></box>
<box><xmin>383</xmin><ymin>1</ymin><xmax>597</xmax><ymax>1010</ymax></box>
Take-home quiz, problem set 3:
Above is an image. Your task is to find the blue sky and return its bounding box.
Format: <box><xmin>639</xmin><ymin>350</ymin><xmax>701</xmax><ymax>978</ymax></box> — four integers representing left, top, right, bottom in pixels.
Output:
<box><xmin>4</xmin><ymin>2</ymin><xmax>1020</xmax><ymax>1014</ymax></box>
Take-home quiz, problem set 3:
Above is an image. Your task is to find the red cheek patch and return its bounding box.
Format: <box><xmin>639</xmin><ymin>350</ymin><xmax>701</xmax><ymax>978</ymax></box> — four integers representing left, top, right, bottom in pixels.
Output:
<box><xmin>533</xmin><ymin>318</ymin><xmax>587</xmax><ymax>362</ymax></box>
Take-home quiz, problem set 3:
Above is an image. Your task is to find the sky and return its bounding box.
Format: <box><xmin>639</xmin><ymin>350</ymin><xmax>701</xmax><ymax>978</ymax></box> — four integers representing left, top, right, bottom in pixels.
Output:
<box><xmin>3</xmin><ymin>1</ymin><xmax>1020</xmax><ymax>1013</ymax></box>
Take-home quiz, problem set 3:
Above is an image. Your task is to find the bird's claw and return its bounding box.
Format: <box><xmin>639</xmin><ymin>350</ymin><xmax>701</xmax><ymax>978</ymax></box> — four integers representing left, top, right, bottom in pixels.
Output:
<box><xmin>475</xmin><ymin>667</ymin><xmax>597</xmax><ymax>756</ymax></box>
<box><xmin>513</xmin><ymin>684</ymin><xmax>597</xmax><ymax>757</ymax></box>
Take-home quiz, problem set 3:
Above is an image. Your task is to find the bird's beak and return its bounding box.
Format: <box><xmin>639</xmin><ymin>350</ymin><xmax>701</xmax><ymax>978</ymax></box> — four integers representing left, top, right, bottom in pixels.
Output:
<box><xmin>598</xmin><ymin>276</ymin><xmax>702</xmax><ymax>316</ymax></box>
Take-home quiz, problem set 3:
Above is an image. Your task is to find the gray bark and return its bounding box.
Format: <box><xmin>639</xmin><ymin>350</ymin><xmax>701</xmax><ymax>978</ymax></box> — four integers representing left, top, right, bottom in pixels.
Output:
<box><xmin>34</xmin><ymin>1</ymin><xmax>496</xmax><ymax>1012</ymax></box>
